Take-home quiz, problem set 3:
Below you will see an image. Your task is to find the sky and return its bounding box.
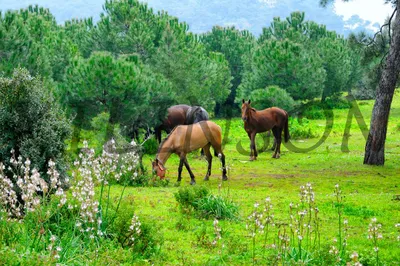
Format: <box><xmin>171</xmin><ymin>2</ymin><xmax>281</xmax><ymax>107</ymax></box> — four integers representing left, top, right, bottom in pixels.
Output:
<box><xmin>333</xmin><ymin>0</ymin><xmax>393</xmax><ymax>31</ymax></box>
<box><xmin>1</xmin><ymin>0</ymin><xmax>395</xmax><ymax>36</ymax></box>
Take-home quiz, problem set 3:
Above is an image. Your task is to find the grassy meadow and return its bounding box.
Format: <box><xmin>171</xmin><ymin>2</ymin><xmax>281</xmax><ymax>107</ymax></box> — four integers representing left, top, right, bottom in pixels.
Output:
<box><xmin>1</xmin><ymin>92</ymin><xmax>400</xmax><ymax>265</ymax></box>
<box><xmin>105</xmin><ymin>92</ymin><xmax>400</xmax><ymax>264</ymax></box>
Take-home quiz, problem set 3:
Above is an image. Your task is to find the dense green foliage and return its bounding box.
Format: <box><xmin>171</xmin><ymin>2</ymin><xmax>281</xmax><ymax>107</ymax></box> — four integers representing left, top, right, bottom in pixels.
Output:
<box><xmin>61</xmin><ymin>51</ymin><xmax>175</xmax><ymax>139</ymax></box>
<box><xmin>238</xmin><ymin>12</ymin><xmax>360</xmax><ymax>104</ymax></box>
<box><xmin>0</xmin><ymin>1</ymin><xmax>383</xmax><ymax>128</ymax></box>
<box><xmin>245</xmin><ymin>85</ymin><xmax>297</xmax><ymax>112</ymax></box>
<box><xmin>201</xmin><ymin>26</ymin><xmax>255</xmax><ymax>116</ymax></box>
<box><xmin>0</xmin><ymin>68</ymin><xmax>71</xmax><ymax>180</ymax></box>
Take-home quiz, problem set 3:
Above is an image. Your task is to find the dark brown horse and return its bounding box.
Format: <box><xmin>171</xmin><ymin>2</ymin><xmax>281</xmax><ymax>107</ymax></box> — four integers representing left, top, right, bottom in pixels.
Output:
<box><xmin>241</xmin><ymin>99</ymin><xmax>289</xmax><ymax>160</ymax></box>
<box><xmin>154</xmin><ymin>105</ymin><xmax>209</xmax><ymax>143</ymax></box>
<box><xmin>152</xmin><ymin>121</ymin><xmax>227</xmax><ymax>184</ymax></box>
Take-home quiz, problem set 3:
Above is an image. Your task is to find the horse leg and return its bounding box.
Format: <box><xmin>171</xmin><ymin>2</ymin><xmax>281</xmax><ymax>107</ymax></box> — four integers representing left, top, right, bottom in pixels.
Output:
<box><xmin>209</xmin><ymin>141</ymin><xmax>228</xmax><ymax>181</ymax></box>
<box><xmin>271</xmin><ymin>137</ymin><xmax>277</xmax><ymax>151</ymax></box>
<box><xmin>177</xmin><ymin>156</ymin><xmax>184</xmax><ymax>182</ymax></box>
<box><xmin>183</xmin><ymin>157</ymin><xmax>196</xmax><ymax>185</ymax></box>
<box><xmin>219</xmin><ymin>152</ymin><xmax>228</xmax><ymax>181</ymax></box>
<box><xmin>271</xmin><ymin>127</ymin><xmax>282</xmax><ymax>159</ymax></box>
<box><xmin>203</xmin><ymin>144</ymin><xmax>212</xmax><ymax>181</ymax></box>
<box><xmin>247</xmin><ymin>132</ymin><xmax>253</xmax><ymax>159</ymax></box>
<box><xmin>250</xmin><ymin>132</ymin><xmax>257</xmax><ymax>161</ymax></box>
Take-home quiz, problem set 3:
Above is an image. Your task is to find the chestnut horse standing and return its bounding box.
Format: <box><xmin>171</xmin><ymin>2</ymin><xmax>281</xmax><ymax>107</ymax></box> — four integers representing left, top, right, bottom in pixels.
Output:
<box><xmin>241</xmin><ymin>99</ymin><xmax>289</xmax><ymax>160</ymax></box>
<box><xmin>152</xmin><ymin>121</ymin><xmax>227</xmax><ymax>184</ymax></box>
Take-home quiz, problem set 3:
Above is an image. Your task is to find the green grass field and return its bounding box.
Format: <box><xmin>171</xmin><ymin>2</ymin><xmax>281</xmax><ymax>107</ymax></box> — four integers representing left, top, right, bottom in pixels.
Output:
<box><xmin>2</xmin><ymin>93</ymin><xmax>399</xmax><ymax>265</ymax></box>
<box><xmin>102</xmin><ymin>92</ymin><xmax>400</xmax><ymax>265</ymax></box>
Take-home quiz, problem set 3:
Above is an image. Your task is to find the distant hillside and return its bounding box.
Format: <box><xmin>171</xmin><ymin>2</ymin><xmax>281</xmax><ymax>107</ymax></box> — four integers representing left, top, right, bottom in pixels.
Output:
<box><xmin>1</xmin><ymin>0</ymin><xmax>382</xmax><ymax>36</ymax></box>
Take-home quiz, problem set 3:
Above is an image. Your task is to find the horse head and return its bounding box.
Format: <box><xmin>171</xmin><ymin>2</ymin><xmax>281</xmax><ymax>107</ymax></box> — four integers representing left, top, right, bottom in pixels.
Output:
<box><xmin>152</xmin><ymin>158</ymin><xmax>166</xmax><ymax>179</ymax></box>
<box><xmin>241</xmin><ymin>99</ymin><xmax>252</xmax><ymax>122</ymax></box>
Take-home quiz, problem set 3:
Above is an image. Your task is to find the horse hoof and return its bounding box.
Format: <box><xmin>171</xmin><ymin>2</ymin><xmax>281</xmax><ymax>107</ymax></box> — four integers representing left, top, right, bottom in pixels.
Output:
<box><xmin>222</xmin><ymin>176</ymin><xmax>228</xmax><ymax>181</ymax></box>
<box><xmin>249</xmin><ymin>156</ymin><xmax>256</xmax><ymax>161</ymax></box>
<box><xmin>190</xmin><ymin>180</ymin><xmax>196</xmax><ymax>185</ymax></box>
<box><xmin>204</xmin><ymin>176</ymin><xmax>209</xmax><ymax>181</ymax></box>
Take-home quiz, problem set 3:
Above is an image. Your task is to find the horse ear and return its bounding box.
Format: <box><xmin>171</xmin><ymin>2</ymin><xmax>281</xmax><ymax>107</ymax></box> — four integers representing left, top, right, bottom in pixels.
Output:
<box><xmin>242</xmin><ymin>99</ymin><xmax>245</xmax><ymax>104</ymax></box>
<box><xmin>248</xmin><ymin>99</ymin><xmax>251</xmax><ymax>104</ymax></box>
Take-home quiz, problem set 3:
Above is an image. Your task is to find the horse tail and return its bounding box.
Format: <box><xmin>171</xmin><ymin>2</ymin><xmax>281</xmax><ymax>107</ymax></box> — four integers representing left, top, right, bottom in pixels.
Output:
<box><xmin>284</xmin><ymin>111</ymin><xmax>290</xmax><ymax>143</ymax></box>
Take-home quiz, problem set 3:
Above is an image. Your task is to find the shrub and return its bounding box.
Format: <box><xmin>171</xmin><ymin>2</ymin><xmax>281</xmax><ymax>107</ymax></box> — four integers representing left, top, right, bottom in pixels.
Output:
<box><xmin>174</xmin><ymin>186</ymin><xmax>238</xmax><ymax>220</ymax></box>
<box><xmin>289</xmin><ymin>117</ymin><xmax>319</xmax><ymax>139</ymax></box>
<box><xmin>301</xmin><ymin>96</ymin><xmax>351</xmax><ymax>120</ymax></box>
<box><xmin>142</xmin><ymin>137</ymin><xmax>159</xmax><ymax>155</ymax></box>
<box><xmin>249</xmin><ymin>85</ymin><xmax>297</xmax><ymax>112</ymax></box>
<box><xmin>110</xmin><ymin>202</ymin><xmax>163</xmax><ymax>259</ymax></box>
<box><xmin>323</xmin><ymin>96</ymin><xmax>351</xmax><ymax>109</ymax></box>
<box><xmin>174</xmin><ymin>186</ymin><xmax>210</xmax><ymax>209</ymax></box>
<box><xmin>351</xmin><ymin>87</ymin><xmax>376</xmax><ymax>100</ymax></box>
<box><xmin>196</xmin><ymin>195</ymin><xmax>239</xmax><ymax>220</ymax></box>
<box><xmin>0</xmin><ymin>68</ymin><xmax>71</xmax><ymax>184</ymax></box>
<box><xmin>302</xmin><ymin>105</ymin><xmax>325</xmax><ymax>120</ymax></box>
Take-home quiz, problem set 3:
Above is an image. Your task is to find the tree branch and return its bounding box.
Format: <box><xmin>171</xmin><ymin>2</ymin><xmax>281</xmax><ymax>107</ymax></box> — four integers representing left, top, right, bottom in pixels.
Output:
<box><xmin>364</xmin><ymin>7</ymin><xmax>397</xmax><ymax>46</ymax></box>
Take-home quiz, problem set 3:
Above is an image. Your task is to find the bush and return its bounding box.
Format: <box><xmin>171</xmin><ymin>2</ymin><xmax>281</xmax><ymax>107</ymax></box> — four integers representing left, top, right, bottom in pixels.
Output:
<box><xmin>0</xmin><ymin>68</ymin><xmax>71</xmax><ymax>184</ymax></box>
<box><xmin>302</xmin><ymin>105</ymin><xmax>325</xmax><ymax>120</ymax></box>
<box><xmin>110</xmin><ymin>202</ymin><xmax>163</xmax><ymax>259</ymax></box>
<box><xmin>196</xmin><ymin>195</ymin><xmax>239</xmax><ymax>220</ymax></box>
<box><xmin>351</xmin><ymin>86</ymin><xmax>376</xmax><ymax>100</ymax></box>
<box><xmin>142</xmin><ymin>137</ymin><xmax>159</xmax><ymax>155</ymax></box>
<box><xmin>289</xmin><ymin>117</ymin><xmax>319</xmax><ymax>139</ymax></box>
<box><xmin>249</xmin><ymin>85</ymin><xmax>297</xmax><ymax>112</ymax></box>
<box><xmin>301</xmin><ymin>96</ymin><xmax>351</xmax><ymax>119</ymax></box>
<box><xmin>323</xmin><ymin>96</ymin><xmax>351</xmax><ymax>109</ymax></box>
<box><xmin>174</xmin><ymin>186</ymin><xmax>238</xmax><ymax>220</ymax></box>
<box><xmin>174</xmin><ymin>186</ymin><xmax>210</xmax><ymax>209</ymax></box>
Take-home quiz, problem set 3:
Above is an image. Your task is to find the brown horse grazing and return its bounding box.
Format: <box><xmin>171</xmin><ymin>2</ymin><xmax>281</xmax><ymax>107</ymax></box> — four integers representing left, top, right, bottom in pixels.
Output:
<box><xmin>241</xmin><ymin>99</ymin><xmax>289</xmax><ymax>160</ymax></box>
<box><xmin>152</xmin><ymin>121</ymin><xmax>228</xmax><ymax>185</ymax></box>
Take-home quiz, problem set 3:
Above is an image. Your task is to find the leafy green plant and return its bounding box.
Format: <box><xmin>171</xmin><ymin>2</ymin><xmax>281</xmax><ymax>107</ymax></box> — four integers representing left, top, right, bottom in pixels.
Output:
<box><xmin>0</xmin><ymin>68</ymin><xmax>71</xmax><ymax>185</ymax></box>
<box><xmin>289</xmin><ymin>117</ymin><xmax>319</xmax><ymax>139</ymax></box>
<box><xmin>249</xmin><ymin>85</ymin><xmax>297</xmax><ymax>112</ymax></box>
<box><xmin>174</xmin><ymin>186</ymin><xmax>238</xmax><ymax>220</ymax></box>
<box><xmin>196</xmin><ymin>195</ymin><xmax>239</xmax><ymax>220</ymax></box>
<box><xmin>174</xmin><ymin>186</ymin><xmax>210</xmax><ymax>209</ymax></box>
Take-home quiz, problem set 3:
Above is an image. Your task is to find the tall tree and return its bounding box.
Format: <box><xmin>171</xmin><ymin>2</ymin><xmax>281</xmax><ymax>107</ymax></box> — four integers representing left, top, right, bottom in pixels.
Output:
<box><xmin>321</xmin><ymin>0</ymin><xmax>400</xmax><ymax>165</ymax></box>
<box><xmin>61</xmin><ymin>52</ymin><xmax>175</xmax><ymax>142</ymax></box>
<box><xmin>0</xmin><ymin>6</ymin><xmax>77</xmax><ymax>82</ymax></box>
<box><xmin>201</xmin><ymin>26</ymin><xmax>256</xmax><ymax>116</ymax></box>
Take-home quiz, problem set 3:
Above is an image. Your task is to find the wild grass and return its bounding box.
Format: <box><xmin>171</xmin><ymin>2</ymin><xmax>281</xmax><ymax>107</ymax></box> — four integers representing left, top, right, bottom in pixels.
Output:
<box><xmin>0</xmin><ymin>92</ymin><xmax>400</xmax><ymax>264</ymax></box>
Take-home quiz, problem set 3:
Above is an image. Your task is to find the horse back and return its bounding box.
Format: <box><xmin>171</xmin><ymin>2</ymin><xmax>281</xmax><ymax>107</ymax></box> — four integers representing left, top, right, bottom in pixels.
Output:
<box><xmin>173</xmin><ymin>121</ymin><xmax>222</xmax><ymax>153</ymax></box>
<box><xmin>164</xmin><ymin>105</ymin><xmax>191</xmax><ymax>128</ymax></box>
<box><xmin>249</xmin><ymin>107</ymin><xmax>288</xmax><ymax>132</ymax></box>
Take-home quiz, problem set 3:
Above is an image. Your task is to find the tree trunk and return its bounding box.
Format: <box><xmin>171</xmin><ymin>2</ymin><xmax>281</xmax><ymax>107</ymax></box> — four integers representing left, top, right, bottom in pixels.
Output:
<box><xmin>364</xmin><ymin>4</ymin><xmax>400</xmax><ymax>165</ymax></box>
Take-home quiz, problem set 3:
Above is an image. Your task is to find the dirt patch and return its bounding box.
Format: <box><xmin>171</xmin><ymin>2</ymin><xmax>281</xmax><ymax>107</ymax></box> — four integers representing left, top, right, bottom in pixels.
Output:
<box><xmin>268</xmin><ymin>174</ymin><xmax>297</xmax><ymax>179</ymax></box>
